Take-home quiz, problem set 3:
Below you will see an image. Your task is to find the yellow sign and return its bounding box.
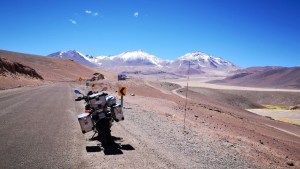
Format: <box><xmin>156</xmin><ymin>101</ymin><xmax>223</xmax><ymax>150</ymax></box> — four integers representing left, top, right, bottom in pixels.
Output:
<box><xmin>79</xmin><ymin>77</ymin><xmax>83</xmax><ymax>81</ymax></box>
<box><xmin>92</xmin><ymin>83</ymin><xmax>96</xmax><ymax>88</ymax></box>
<box><xmin>118</xmin><ymin>86</ymin><xmax>126</xmax><ymax>96</ymax></box>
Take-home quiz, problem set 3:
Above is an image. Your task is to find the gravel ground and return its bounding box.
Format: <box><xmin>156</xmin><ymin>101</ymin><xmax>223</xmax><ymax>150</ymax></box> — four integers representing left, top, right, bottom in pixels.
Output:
<box><xmin>81</xmin><ymin>79</ymin><xmax>300</xmax><ymax>168</ymax></box>
<box><xmin>78</xmin><ymin>99</ymin><xmax>261</xmax><ymax>169</ymax></box>
<box><xmin>121</xmin><ymin>102</ymin><xmax>261</xmax><ymax>169</ymax></box>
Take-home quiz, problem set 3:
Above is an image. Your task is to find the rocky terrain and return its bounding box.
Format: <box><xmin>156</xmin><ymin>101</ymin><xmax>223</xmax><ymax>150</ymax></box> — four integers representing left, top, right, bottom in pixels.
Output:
<box><xmin>85</xmin><ymin>78</ymin><xmax>300</xmax><ymax>168</ymax></box>
<box><xmin>1</xmin><ymin>49</ymin><xmax>299</xmax><ymax>168</ymax></box>
<box><xmin>0</xmin><ymin>50</ymin><xmax>96</xmax><ymax>89</ymax></box>
<box><xmin>0</xmin><ymin>57</ymin><xmax>43</xmax><ymax>80</ymax></box>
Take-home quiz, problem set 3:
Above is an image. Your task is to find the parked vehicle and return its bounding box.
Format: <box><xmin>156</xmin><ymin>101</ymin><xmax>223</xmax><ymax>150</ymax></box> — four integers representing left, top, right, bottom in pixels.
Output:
<box><xmin>74</xmin><ymin>88</ymin><xmax>124</xmax><ymax>145</ymax></box>
<box><xmin>118</xmin><ymin>73</ymin><xmax>127</xmax><ymax>80</ymax></box>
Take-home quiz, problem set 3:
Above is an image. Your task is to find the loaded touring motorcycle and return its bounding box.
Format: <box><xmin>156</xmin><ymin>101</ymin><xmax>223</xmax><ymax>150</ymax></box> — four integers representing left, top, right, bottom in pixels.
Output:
<box><xmin>74</xmin><ymin>87</ymin><xmax>124</xmax><ymax>145</ymax></box>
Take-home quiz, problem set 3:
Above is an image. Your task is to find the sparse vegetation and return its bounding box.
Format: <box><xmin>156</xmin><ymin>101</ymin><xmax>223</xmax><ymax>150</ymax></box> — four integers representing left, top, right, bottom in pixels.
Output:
<box><xmin>270</xmin><ymin>117</ymin><xmax>300</xmax><ymax>127</ymax></box>
<box><xmin>262</xmin><ymin>105</ymin><xmax>290</xmax><ymax>110</ymax></box>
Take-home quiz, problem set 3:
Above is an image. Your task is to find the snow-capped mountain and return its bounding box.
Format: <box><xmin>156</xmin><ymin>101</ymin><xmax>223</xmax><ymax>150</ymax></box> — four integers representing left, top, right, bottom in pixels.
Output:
<box><xmin>94</xmin><ymin>50</ymin><xmax>163</xmax><ymax>67</ymax></box>
<box><xmin>169</xmin><ymin>52</ymin><xmax>239</xmax><ymax>74</ymax></box>
<box><xmin>48</xmin><ymin>50</ymin><xmax>239</xmax><ymax>74</ymax></box>
<box><xmin>48</xmin><ymin>50</ymin><xmax>97</xmax><ymax>67</ymax></box>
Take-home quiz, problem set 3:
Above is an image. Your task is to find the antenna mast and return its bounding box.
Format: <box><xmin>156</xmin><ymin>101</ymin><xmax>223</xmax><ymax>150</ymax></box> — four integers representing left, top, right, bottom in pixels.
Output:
<box><xmin>183</xmin><ymin>61</ymin><xmax>190</xmax><ymax>131</ymax></box>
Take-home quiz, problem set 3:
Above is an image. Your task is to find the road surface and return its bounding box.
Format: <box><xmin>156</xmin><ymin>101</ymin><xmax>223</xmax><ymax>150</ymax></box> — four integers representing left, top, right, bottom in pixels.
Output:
<box><xmin>0</xmin><ymin>83</ymin><xmax>260</xmax><ymax>169</ymax></box>
<box><xmin>0</xmin><ymin>83</ymin><xmax>82</xmax><ymax>168</ymax></box>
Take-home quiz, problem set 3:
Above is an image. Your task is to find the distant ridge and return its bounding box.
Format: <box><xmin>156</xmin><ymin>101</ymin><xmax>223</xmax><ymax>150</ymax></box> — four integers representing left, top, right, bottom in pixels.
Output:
<box><xmin>48</xmin><ymin>50</ymin><xmax>97</xmax><ymax>67</ymax></box>
<box><xmin>210</xmin><ymin>66</ymin><xmax>300</xmax><ymax>89</ymax></box>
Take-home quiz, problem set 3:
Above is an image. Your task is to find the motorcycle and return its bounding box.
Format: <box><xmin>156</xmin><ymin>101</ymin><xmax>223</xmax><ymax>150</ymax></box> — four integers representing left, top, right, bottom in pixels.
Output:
<box><xmin>74</xmin><ymin>88</ymin><xmax>124</xmax><ymax>145</ymax></box>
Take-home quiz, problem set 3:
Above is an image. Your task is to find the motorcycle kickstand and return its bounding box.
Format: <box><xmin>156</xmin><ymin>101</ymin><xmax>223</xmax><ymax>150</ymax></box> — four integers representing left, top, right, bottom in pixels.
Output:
<box><xmin>89</xmin><ymin>131</ymin><xmax>97</xmax><ymax>141</ymax></box>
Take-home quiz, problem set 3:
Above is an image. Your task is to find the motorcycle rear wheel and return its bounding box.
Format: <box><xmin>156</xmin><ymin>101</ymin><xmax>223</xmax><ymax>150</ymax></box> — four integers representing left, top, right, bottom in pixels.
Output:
<box><xmin>96</xmin><ymin>118</ymin><xmax>113</xmax><ymax>145</ymax></box>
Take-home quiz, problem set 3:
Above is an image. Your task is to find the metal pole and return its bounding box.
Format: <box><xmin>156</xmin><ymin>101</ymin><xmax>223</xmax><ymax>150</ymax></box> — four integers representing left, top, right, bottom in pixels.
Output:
<box><xmin>183</xmin><ymin>61</ymin><xmax>190</xmax><ymax>131</ymax></box>
<box><xmin>121</xmin><ymin>96</ymin><xmax>124</xmax><ymax>107</ymax></box>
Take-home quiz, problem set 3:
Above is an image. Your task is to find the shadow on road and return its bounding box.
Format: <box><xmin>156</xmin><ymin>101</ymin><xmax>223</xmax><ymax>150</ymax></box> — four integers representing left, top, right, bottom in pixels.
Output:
<box><xmin>86</xmin><ymin>135</ymin><xmax>135</xmax><ymax>155</ymax></box>
<box><xmin>86</xmin><ymin>146</ymin><xmax>101</xmax><ymax>152</ymax></box>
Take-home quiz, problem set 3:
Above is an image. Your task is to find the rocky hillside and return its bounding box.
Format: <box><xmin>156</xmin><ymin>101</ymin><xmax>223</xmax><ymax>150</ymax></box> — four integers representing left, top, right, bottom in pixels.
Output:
<box><xmin>0</xmin><ymin>57</ymin><xmax>43</xmax><ymax>80</ymax></box>
<box><xmin>0</xmin><ymin>50</ymin><xmax>96</xmax><ymax>89</ymax></box>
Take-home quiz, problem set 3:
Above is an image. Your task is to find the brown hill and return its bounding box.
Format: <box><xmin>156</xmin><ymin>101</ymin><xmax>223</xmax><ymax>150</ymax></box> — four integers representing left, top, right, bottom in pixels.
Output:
<box><xmin>0</xmin><ymin>50</ymin><xmax>95</xmax><ymax>89</ymax></box>
<box><xmin>210</xmin><ymin>66</ymin><xmax>300</xmax><ymax>89</ymax></box>
<box><xmin>0</xmin><ymin>57</ymin><xmax>43</xmax><ymax>80</ymax></box>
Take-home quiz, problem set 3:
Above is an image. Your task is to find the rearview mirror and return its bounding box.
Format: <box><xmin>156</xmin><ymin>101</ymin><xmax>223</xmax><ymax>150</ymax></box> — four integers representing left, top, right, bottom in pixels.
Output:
<box><xmin>74</xmin><ymin>90</ymin><xmax>82</xmax><ymax>94</ymax></box>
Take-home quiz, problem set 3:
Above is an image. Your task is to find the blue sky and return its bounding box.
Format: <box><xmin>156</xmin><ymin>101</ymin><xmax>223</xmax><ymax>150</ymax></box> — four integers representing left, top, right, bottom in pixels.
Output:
<box><xmin>0</xmin><ymin>0</ymin><xmax>299</xmax><ymax>68</ymax></box>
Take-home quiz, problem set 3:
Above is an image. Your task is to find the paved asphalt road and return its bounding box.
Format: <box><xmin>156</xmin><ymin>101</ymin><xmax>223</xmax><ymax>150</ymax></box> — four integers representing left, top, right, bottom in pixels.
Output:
<box><xmin>0</xmin><ymin>83</ymin><xmax>83</xmax><ymax>168</ymax></box>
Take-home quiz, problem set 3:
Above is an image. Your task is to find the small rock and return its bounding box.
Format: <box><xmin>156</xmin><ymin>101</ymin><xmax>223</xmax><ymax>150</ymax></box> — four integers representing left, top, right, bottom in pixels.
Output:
<box><xmin>289</xmin><ymin>105</ymin><xmax>300</xmax><ymax>110</ymax></box>
<box><xmin>259</xmin><ymin>140</ymin><xmax>264</xmax><ymax>145</ymax></box>
<box><xmin>286</xmin><ymin>161</ymin><xmax>294</xmax><ymax>166</ymax></box>
<box><xmin>130</xmin><ymin>93</ymin><xmax>135</xmax><ymax>96</ymax></box>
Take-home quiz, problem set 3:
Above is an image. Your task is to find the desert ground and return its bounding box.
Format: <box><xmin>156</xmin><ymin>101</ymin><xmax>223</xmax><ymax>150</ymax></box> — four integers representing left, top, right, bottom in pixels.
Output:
<box><xmin>87</xmin><ymin>76</ymin><xmax>300</xmax><ymax>168</ymax></box>
<box><xmin>1</xmin><ymin>77</ymin><xmax>299</xmax><ymax>168</ymax></box>
<box><xmin>1</xmin><ymin>54</ymin><xmax>300</xmax><ymax>168</ymax></box>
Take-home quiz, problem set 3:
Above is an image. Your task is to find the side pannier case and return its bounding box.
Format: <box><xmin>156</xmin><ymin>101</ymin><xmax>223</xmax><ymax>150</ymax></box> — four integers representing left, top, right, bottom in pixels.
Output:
<box><xmin>77</xmin><ymin>113</ymin><xmax>93</xmax><ymax>134</ymax></box>
<box><xmin>111</xmin><ymin>104</ymin><xmax>124</xmax><ymax>122</ymax></box>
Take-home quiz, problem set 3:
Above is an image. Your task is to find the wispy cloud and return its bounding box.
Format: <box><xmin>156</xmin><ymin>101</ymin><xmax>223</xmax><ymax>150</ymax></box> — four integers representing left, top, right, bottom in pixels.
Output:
<box><xmin>85</xmin><ymin>10</ymin><xmax>92</xmax><ymax>14</ymax></box>
<box><xmin>69</xmin><ymin>19</ymin><xmax>77</xmax><ymax>25</ymax></box>
<box><xmin>134</xmin><ymin>12</ymin><xmax>139</xmax><ymax>17</ymax></box>
<box><xmin>85</xmin><ymin>10</ymin><xmax>99</xmax><ymax>16</ymax></box>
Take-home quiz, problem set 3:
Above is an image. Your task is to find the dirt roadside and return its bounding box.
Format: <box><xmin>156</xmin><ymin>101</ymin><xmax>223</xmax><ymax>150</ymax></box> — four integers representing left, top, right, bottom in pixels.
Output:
<box><xmin>98</xmin><ymin>80</ymin><xmax>300</xmax><ymax>168</ymax></box>
<box><xmin>75</xmin><ymin>96</ymin><xmax>260</xmax><ymax>169</ymax></box>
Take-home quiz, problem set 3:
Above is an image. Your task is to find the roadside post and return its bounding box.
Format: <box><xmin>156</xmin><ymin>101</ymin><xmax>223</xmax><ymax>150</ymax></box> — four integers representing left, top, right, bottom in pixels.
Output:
<box><xmin>118</xmin><ymin>86</ymin><xmax>126</xmax><ymax>107</ymax></box>
<box><xmin>79</xmin><ymin>77</ymin><xmax>83</xmax><ymax>85</ymax></box>
<box><xmin>92</xmin><ymin>83</ymin><xmax>96</xmax><ymax>92</ymax></box>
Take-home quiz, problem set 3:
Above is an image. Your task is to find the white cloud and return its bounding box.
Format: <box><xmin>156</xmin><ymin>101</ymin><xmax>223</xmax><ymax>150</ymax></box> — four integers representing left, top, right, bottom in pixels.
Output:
<box><xmin>69</xmin><ymin>19</ymin><xmax>77</xmax><ymax>25</ymax></box>
<box><xmin>85</xmin><ymin>10</ymin><xmax>98</xmax><ymax>16</ymax></box>
<box><xmin>85</xmin><ymin>10</ymin><xmax>92</xmax><ymax>14</ymax></box>
<box><xmin>134</xmin><ymin>12</ymin><xmax>139</xmax><ymax>17</ymax></box>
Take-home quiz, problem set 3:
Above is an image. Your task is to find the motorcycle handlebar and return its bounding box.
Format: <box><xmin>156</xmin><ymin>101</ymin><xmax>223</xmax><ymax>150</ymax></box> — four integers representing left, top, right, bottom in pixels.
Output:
<box><xmin>75</xmin><ymin>97</ymin><xmax>83</xmax><ymax>101</ymax></box>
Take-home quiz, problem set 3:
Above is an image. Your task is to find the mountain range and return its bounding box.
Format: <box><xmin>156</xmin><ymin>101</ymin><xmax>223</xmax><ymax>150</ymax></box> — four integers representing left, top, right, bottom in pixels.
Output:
<box><xmin>47</xmin><ymin>50</ymin><xmax>300</xmax><ymax>89</ymax></box>
<box><xmin>1</xmin><ymin>49</ymin><xmax>299</xmax><ymax>89</ymax></box>
<box><xmin>210</xmin><ymin>66</ymin><xmax>300</xmax><ymax>89</ymax></box>
<box><xmin>48</xmin><ymin>50</ymin><xmax>239</xmax><ymax>74</ymax></box>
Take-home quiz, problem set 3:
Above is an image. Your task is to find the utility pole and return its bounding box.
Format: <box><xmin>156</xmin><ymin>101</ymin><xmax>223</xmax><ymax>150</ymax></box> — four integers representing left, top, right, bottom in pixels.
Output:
<box><xmin>183</xmin><ymin>61</ymin><xmax>190</xmax><ymax>131</ymax></box>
